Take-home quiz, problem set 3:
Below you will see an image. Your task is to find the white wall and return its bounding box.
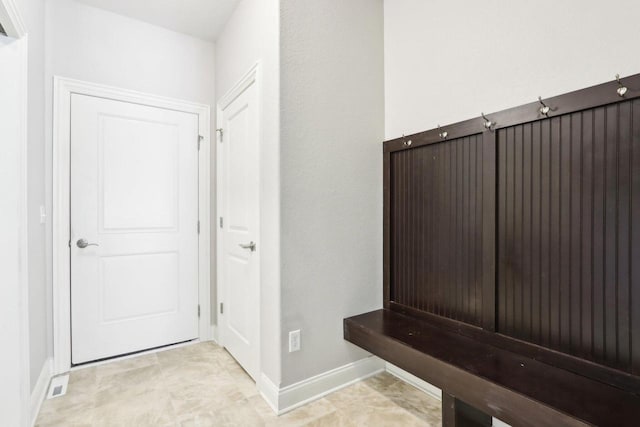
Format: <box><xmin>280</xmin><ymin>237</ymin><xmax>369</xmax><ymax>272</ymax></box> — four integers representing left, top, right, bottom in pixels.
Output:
<box><xmin>15</xmin><ymin>0</ymin><xmax>48</xmax><ymax>393</ymax></box>
<box><xmin>279</xmin><ymin>0</ymin><xmax>384</xmax><ymax>386</ymax></box>
<box><xmin>385</xmin><ymin>0</ymin><xmax>640</xmax><ymax>140</ymax></box>
<box><xmin>45</xmin><ymin>0</ymin><xmax>215</xmax><ymax>105</ymax></box>
<box><xmin>0</xmin><ymin>33</ymin><xmax>30</xmax><ymax>426</ymax></box>
<box><xmin>215</xmin><ymin>0</ymin><xmax>281</xmax><ymax>385</ymax></box>
<box><xmin>44</xmin><ymin>0</ymin><xmax>216</xmax><ymax>367</ymax></box>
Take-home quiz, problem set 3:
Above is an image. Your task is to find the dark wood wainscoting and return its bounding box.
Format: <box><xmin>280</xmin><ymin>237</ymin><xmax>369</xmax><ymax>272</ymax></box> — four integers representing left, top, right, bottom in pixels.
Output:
<box><xmin>498</xmin><ymin>100</ymin><xmax>640</xmax><ymax>374</ymax></box>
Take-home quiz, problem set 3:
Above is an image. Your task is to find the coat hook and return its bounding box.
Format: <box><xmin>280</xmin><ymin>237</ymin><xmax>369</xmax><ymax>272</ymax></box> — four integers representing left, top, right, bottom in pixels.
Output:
<box><xmin>438</xmin><ymin>125</ymin><xmax>448</xmax><ymax>139</ymax></box>
<box><xmin>538</xmin><ymin>96</ymin><xmax>551</xmax><ymax>116</ymax></box>
<box><xmin>402</xmin><ymin>134</ymin><xmax>412</xmax><ymax>147</ymax></box>
<box><xmin>481</xmin><ymin>113</ymin><xmax>495</xmax><ymax>130</ymax></box>
<box><xmin>616</xmin><ymin>74</ymin><xmax>628</xmax><ymax>97</ymax></box>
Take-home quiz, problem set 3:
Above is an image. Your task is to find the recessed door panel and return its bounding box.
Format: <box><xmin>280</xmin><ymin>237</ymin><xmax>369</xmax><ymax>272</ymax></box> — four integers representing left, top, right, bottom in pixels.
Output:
<box><xmin>100</xmin><ymin>116</ymin><xmax>179</xmax><ymax>231</ymax></box>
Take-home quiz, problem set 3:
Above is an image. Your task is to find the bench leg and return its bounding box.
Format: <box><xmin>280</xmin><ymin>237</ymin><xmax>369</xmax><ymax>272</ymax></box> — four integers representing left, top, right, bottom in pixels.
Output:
<box><xmin>442</xmin><ymin>392</ymin><xmax>492</xmax><ymax>427</ymax></box>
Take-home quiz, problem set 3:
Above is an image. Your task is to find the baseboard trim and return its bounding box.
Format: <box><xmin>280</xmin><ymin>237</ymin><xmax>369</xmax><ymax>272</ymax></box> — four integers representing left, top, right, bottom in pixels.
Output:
<box><xmin>30</xmin><ymin>358</ymin><xmax>52</xmax><ymax>426</ymax></box>
<box><xmin>211</xmin><ymin>324</ymin><xmax>219</xmax><ymax>344</ymax></box>
<box><xmin>385</xmin><ymin>363</ymin><xmax>511</xmax><ymax>426</ymax></box>
<box><xmin>385</xmin><ymin>362</ymin><xmax>442</xmax><ymax>401</ymax></box>
<box><xmin>259</xmin><ymin>356</ymin><xmax>385</xmax><ymax>415</ymax></box>
<box><xmin>257</xmin><ymin>373</ymin><xmax>280</xmax><ymax>414</ymax></box>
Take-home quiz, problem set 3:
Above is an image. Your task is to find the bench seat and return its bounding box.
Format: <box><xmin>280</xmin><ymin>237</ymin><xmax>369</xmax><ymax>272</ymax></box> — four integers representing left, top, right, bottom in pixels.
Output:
<box><xmin>344</xmin><ymin>309</ymin><xmax>640</xmax><ymax>427</ymax></box>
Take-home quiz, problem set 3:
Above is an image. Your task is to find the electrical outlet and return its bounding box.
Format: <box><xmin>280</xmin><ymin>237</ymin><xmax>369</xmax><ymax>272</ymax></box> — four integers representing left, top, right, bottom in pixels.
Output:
<box><xmin>289</xmin><ymin>329</ymin><xmax>301</xmax><ymax>352</ymax></box>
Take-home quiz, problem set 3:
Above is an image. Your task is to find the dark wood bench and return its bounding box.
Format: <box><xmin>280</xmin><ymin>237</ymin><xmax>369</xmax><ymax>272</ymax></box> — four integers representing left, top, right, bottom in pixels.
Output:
<box><xmin>345</xmin><ymin>75</ymin><xmax>640</xmax><ymax>426</ymax></box>
<box><xmin>345</xmin><ymin>309</ymin><xmax>640</xmax><ymax>427</ymax></box>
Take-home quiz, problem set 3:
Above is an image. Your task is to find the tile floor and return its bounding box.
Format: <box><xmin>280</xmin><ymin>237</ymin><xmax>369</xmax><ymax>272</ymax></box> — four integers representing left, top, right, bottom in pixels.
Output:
<box><xmin>36</xmin><ymin>342</ymin><xmax>442</xmax><ymax>426</ymax></box>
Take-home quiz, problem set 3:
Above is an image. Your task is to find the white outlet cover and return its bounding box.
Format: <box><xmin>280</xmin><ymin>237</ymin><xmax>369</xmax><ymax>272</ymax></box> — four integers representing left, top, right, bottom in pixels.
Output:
<box><xmin>289</xmin><ymin>330</ymin><xmax>301</xmax><ymax>352</ymax></box>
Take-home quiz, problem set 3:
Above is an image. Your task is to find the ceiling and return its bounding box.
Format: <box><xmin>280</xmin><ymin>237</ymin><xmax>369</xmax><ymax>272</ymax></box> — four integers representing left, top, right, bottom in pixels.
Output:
<box><xmin>75</xmin><ymin>0</ymin><xmax>240</xmax><ymax>41</ymax></box>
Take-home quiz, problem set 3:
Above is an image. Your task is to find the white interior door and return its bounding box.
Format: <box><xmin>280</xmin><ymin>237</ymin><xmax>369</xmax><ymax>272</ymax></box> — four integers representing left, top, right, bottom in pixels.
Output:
<box><xmin>71</xmin><ymin>94</ymin><xmax>199</xmax><ymax>364</ymax></box>
<box><xmin>219</xmin><ymin>78</ymin><xmax>260</xmax><ymax>380</ymax></box>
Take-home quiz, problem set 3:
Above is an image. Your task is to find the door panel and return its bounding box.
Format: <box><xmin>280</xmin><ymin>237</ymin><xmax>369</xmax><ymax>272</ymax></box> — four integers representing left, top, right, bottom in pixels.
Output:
<box><xmin>219</xmin><ymin>80</ymin><xmax>260</xmax><ymax>380</ymax></box>
<box><xmin>100</xmin><ymin>115</ymin><xmax>178</xmax><ymax>231</ymax></box>
<box><xmin>71</xmin><ymin>94</ymin><xmax>199</xmax><ymax>364</ymax></box>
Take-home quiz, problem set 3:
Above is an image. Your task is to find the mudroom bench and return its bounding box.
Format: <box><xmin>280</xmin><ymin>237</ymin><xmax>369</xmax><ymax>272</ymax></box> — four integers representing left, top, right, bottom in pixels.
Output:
<box><xmin>345</xmin><ymin>308</ymin><xmax>640</xmax><ymax>426</ymax></box>
<box><xmin>345</xmin><ymin>74</ymin><xmax>640</xmax><ymax>426</ymax></box>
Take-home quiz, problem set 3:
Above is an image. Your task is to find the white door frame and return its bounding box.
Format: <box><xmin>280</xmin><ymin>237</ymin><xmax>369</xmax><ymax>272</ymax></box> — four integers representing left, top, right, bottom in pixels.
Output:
<box><xmin>216</xmin><ymin>63</ymin><xmax>261</xmax><ymax>371</ymax></box>
<box><xmin>0</xmin><ymin>0</ymin><xmax>26</xmax><ymax>39</ymax></box>
<box><xmin>52</xmin><ymin>77</ymin><xmax>211</xmax><ymax>375</ymax></box>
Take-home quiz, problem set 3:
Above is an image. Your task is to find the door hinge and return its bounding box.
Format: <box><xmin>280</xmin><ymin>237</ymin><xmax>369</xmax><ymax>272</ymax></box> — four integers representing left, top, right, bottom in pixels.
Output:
<box><xmin>198</xmin><ymin>135</ymin><xmax>204</xmax><ymax>150</ymax></box>
<box><xmin>219</xmin><ymin>217</ymin><xmax>223</xmax><ymax>228</ymax></box>
<box><xmin>216</xmin><ymin>128</ymin><xmax>224</xmax><ymax>142</ymax></box>
<box><xmin>198</xmin><ymin>304</ymin><xmax>201</xmax><ymax>318</ymax></box>
<box><xmin>220</xmin><ymin>302</ymin><xmax>224</xmax><ymax>314</ymax></box>
<box><xmin>68</xmin><ymin>239</ymin><xmax>71</xmax><ymax>248</ymax></box>
<box><xmin>197</xmin><ymin>220</ymin><xmax>201</xmax><ymax>234</ymax></box>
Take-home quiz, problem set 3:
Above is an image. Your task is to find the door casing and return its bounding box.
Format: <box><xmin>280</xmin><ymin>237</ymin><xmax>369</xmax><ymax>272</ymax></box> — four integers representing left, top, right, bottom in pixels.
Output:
<box><xmin>216</xmin><ymin>63</ymin><xmax>262</xmax><ymax>378</ymax></box>
<box><xmin>52</xmin><ymin>77</ymin><xmax>211</xmax><ymax>375</ymax></box>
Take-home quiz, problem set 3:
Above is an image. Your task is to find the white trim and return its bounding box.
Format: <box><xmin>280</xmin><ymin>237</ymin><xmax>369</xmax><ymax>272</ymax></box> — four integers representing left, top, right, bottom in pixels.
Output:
<box><xmin>493</xmin><ymin>417</ymin><xmax>511</xmax><ymax>427</ymax></box>
<box><xmin>17</xmin><ymin>35</ymin><xmax>30</xmax><ymax>427</ymax></box>
<box><xmin>0</xmin><ymin>0</ymin><xmax>26</xmax><ymax>39</ymax></box>
<box><xmin>30</xmin><ymin>358</ymin><xmax>52</xmax><ymax>426</ymax></box>
<box><xmin>216</xmin><ymin>62</ymin><xmax>261</xmax><ymax>377</ymax></box>
<box><xmin>52</xmin><ymin>76</ymin><xmax>211</xmax><ymax>375</ymax></box>
<box><xmin>211</xmin><ymin>324</ymin><xmax>219</xmax><ymax>344</ymax></box>
<box><xmin>217</xmin><ymin>63</ymin><xmax>259</xmax><ymax>110</ymax></box>
<box><xmin>385</xmin><ymin>362</ymin><xmax>442</xmax><ymax>401</ymax></box>
<box><xmin>257</xmin><ymin>373</ymin><xmax>280</xmax><ymax>414</ymax></box>
<box><xmin>386</xmin><ymin>363</ymin><xmax>513</xmax><ymax>426</ymax></box>
<box><xmin>258</xmin><ymin>356</ymin><xmax>385</xmax><ymax>415</ymax></box>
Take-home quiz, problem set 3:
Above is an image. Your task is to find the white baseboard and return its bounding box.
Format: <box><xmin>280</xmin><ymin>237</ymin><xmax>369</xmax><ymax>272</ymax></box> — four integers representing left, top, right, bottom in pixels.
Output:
<box><xmin>385</xmin><ymin>362</ymin><xmax>442</xmax><ymax>401</ymax></box>
<box><xmin>385</xmin><ymin>363</ymin><xmax>511</xmax><ymax>427</ymax></box>
<box><xmin>259</xmin><ymin>356</ymin><xmax>385</xmax><ymax>415</ymax></box>
<box><xmin>211</xmin><ymin>324</ymin><xmax>219</xmax><ymax>344</ymax></box>
<box><xmin>492</xmin><ymin>417</ymin><xmax>511</xmax><ymax>427</ymax></box>
<box><xmin>257</xmin><ymin>373</ymin><xmax>280</xmax><ymax>414</ymax></box>
<box><xmin>30</xmin><ymin>358</ymin><xmax>52</xmax><ymax>426</ymax></box>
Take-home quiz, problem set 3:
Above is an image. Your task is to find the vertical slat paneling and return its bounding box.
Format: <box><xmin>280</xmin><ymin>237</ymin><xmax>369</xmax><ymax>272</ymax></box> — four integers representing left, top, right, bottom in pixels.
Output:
<box><xmin>549</xmin><ymin>116</ymin><xmax>561</xmax><ymax>349</ymax></box>
<box><xmin>390</xmin><ymin>133</ymin><xmax>485</xmax><ymax>326</ymax></box>
<box><xmin>570</xmin><ymin>112</ymin><xmax>582</xmax><ymax>354</ymax></box>
<box><xmin>482</xmin><ymin>131</ymin><xmax>497</xmax><ymax>331</ymax></box>
<box><xmin>498</xmin><ymin>99</ymin><xmax>639</xmax><ymax>373</ymax></box>
<box><xmin>498</xmin><ymin>129</ymin><xmax>507</xmax><ymax>332</ymax></box>
<box><xmin>604</xmin><ymin>104</ymin><xmax>618</xmax><ymax>365</ymax></box>
<box><xmin>593</xmin><ymin>106</ymin><xmax>606</xmax><ymax>362</ymax></box>
<box><xmin>632</xmin><ymin>99</ymin><xmax>640</xmax><ymax>375</ymax></box>
<box><xmin>618</xmin><ymin>101</ymin><xmax>632</xmax><ymax>369</ymax></box>
<box><xmin>522</xmin><ymin>123</ymin><xmax>532</xmax><ymax>341</ymax></box>
<box><xmin>580</xmin><ymin>110</ymin><xmax>594</xmax><ymax>358</ymax></box>
<box><xmin>530</xmin><ymin>122</ymin><xmax>542</xmax><ymax>343</ymax></box>
<box><xmin>540</xmin><ymin>119</ymin><xmax>551</xmax><ymax>348</ymax></box>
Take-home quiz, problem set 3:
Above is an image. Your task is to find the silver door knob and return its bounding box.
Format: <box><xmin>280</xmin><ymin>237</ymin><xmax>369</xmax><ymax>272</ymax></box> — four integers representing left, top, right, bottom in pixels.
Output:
<box><xmin>239</xmin><ymin>241</ymin><xmax>256</xmax><ymax>252</ymax></box>
<box><xmin>77</xmin><ymin>238</ymin><xmax>99</xmax><ymax>249</ymax></box>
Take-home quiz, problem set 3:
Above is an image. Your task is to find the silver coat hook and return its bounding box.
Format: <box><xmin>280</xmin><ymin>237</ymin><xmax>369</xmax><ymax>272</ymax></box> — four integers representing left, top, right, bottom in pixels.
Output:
<box><xmin>616</xmin><ymin>74</ymin><xmax>628</xmax><ymax>97</ymax></box>
<box><xmin>437</xmin><ymin>125</ymin><xmax>448</xmax><ymax>139</ymax></box>
<box><xmin>481</xmin><ymin>113</ymin><xmax>495</xmax><ymax>130</ymax></box>
<box><xmin>402</xmin><ymin>134</ymin><xmax>412</xmax><ymax>147</ymax></box>
<box><xmin>538</xmin><ymin>96</ymin><xmax>551</xmax><ymax>116</ymax></box>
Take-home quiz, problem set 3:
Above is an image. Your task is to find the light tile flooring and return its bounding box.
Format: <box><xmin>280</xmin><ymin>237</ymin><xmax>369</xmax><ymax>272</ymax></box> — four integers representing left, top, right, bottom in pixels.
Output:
<box><xmin>36</xmin><ymin>342</ymin><xmax>441</xmax><ymax>426</ymax></box>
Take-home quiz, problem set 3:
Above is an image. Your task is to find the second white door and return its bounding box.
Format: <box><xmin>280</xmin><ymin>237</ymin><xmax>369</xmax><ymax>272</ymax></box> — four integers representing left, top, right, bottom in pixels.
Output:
<box><xmin>218</xmin><ymin>75</ymin><xmax>260</xmax><ymax>380</ymax></box>
<box><xmin>71</xmin><ymin>94</ymin><xmax>200</xmax><ymax>364</ymax></box>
